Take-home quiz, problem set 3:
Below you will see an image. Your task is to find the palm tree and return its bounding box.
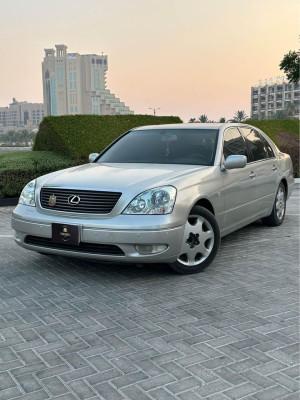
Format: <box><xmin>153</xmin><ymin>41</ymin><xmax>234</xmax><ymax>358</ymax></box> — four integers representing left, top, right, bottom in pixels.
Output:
<box><xmin>199</xmin><ymin>115</ymin><xmax>208</xmax><ymax>123</ymax></box>
<box><xmin>230</xmin><ymin>110</ymin><xmax>249</xmax><ymax>122</ymax></box>
<box><xmin>274</xmin><ymin>110</ymin><xmax>287</xmax><ymax>119</ymax></box>
<box><xmin>285</xmin><ymin>102</ymin><xmax>298</xmax><ymax>117</ymax></box>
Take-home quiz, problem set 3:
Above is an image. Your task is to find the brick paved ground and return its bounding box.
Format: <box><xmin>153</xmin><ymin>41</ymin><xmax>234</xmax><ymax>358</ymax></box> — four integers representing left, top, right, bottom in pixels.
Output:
<box><xmin>0</xmin><ymin>187</ymin><xmax>299</xmax><ymax>399</ymax></box>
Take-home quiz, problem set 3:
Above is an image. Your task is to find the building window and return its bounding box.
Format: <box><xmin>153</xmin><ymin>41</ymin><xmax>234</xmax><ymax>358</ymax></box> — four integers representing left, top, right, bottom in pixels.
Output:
<box><xmin>51</xmin><ymin>76</ymin><xmax>57</xmax><ymax>115</ymax></box>
<box><xmin>93</xmin><ymin>69</ymin><xmax>100</xmax><ymax>89</ymax></box>
<box><xmin>57</xmin><ymin>66</ymin><xmax>64</xmax><ymax>84</ymax></box>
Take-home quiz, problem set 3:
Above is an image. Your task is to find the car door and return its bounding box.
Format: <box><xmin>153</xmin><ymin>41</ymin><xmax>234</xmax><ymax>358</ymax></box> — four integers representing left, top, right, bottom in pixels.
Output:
<box><xmin>239</xmin><ymin>127</ymin><xmax>278</xmax><ymax>216</ymax></box>
<box><xmin>221</xmin><ymin>127</ymin><xmax>258</xmax><ymax>233</ymax></box>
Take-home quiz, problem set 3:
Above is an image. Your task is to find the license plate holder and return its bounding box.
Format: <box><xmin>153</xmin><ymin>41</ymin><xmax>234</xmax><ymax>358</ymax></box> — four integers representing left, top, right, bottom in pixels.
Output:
<box><xmin>52</xmin><ymin>223</ymin><xmax>80</xmax><ymax>246</ymax></box>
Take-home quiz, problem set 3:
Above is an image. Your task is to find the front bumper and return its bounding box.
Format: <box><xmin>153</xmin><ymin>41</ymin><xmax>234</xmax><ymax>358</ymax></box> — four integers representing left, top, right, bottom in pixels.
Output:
<box><xmin>11</xmin><ymin>204</ymin><xmax>185</xmax><ymax>263</ymax></box>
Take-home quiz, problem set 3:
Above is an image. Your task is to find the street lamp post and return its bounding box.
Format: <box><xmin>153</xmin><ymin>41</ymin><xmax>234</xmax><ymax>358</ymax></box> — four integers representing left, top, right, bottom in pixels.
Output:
<box><xmin>149</xmin><ymin>107</ymin><xmax>160</xmax><ymax>116</ymax></box>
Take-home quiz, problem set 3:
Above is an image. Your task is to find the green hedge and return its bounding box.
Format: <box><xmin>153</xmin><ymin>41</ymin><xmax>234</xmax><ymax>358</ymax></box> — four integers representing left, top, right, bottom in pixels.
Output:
<box><xmin>246</xmin><ymin>119</ymin><xmax>299</xmax><ymax>177</ymax></box>
<box><xmin>245</xmin><ymin>119</ymin><xmax>299</xmax><ymax>144</ymax></box>
<box><xmin>33</xmin><ymin>114</ymin><xmax>183</xmax><ymax>159</ymax></box>
<box><xmin>0</xmin><ymin>151</ymin><xmax>76</xmax><ymax>199</ymax></box>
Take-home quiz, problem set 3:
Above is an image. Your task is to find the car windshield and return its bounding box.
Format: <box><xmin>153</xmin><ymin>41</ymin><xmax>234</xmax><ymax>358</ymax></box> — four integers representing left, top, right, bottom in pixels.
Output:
<box><xmin>98</xmin><ymin>129</ymin><xmax>219</xmax><ymax>166</ymax></box>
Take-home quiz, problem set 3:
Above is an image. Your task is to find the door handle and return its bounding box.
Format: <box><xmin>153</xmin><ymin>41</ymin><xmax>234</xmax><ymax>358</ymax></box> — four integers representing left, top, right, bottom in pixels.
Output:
<box><xmin>250</xmin><ymin>171</ymin><xmax>256</xmax><ymax>179</ymax></box>
<box><xmin>272</xmin><ymin>165</ymin><xmax>277</xmax><ymax>171</ymax></box>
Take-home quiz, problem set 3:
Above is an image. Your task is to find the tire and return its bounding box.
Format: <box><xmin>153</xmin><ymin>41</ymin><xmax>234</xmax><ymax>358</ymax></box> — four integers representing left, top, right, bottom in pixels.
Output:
<box><xmin>168</xmin><ymin>206</ymin><xmax>221</xmax><ymax>274</ymax></box>
<box><xmin>262</xmin><ymin>182</ymin><xmax>286</xmax><ymax>226</ymax></box>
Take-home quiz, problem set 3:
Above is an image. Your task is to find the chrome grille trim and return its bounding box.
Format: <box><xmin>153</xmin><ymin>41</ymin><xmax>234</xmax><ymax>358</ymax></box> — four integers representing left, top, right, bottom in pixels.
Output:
<box><xmin>40</xmin><ymin>188</ymin><xmax>121</xmax><ymax>214</ymax></box>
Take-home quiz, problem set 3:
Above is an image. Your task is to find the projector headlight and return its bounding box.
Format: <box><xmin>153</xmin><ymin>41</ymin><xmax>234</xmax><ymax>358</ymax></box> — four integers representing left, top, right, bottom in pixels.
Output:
<box><xmin>123</xmin><ymin>186</ymin><xmax>176</xmax><ymax>215</ymax></box>
<box><xmin>19</xmin><ymin>179</ymin><xmax>36</xmax><ymax>207</ymax></box>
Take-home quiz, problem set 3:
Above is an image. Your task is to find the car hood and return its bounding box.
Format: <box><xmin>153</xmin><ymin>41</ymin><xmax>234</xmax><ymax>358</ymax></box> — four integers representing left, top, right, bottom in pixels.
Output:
<box><xmin>39</xmin><ymin>163</ymin><xmax>209</xmax><ymax>192</ymax></box>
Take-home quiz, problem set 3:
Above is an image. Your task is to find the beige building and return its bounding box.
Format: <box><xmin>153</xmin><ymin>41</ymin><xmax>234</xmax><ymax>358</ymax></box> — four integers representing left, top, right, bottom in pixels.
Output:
<box><xmin>0</xmin><ymin>98</ymin><xmax>45</xmax><ymax>132</ymax></box>
<box><xmin>42</xmin><ymin>44</ymin><xmax>133</xmax><ymax>116</ymax></box>
<box><xmin>251</xmin><ymin>77</ymin><xmax>300</xmax><ymax>119</ymax></box>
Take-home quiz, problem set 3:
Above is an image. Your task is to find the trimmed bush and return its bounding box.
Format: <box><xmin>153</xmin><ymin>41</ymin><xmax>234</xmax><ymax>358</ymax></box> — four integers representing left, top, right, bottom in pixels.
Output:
<box><xmin>245</xmin><ymin>119</ymin><xmax>299</xmax><ymax>143</ymax></box>
<box><xmin>0</xmin><ymin>151</ymin><xmax>77</xmax><ymax>199</ymax></box>
<box><xmin>33</xmin><ymin>114</ymin><xmax>183</xmax><ymax>159</ymax></box>
<box><xmin>277</xmin><ymin>132</ymin><xmax>299</xmax><ymax>178</ymax></box>
<box><xmin>246</xmin><ymin>119</ymin><xmax>299</xmax><ymax>177</ymax></box>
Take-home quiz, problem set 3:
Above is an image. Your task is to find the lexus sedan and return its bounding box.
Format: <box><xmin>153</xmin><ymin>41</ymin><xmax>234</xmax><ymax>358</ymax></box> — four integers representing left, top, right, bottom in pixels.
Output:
<box><xmin>12</xmin><ymin>123</ymin><xmax>294</xmax><ymax>274</ymax></box>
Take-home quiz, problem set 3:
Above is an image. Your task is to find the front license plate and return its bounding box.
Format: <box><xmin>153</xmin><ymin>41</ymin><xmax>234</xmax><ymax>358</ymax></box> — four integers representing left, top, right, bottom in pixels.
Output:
<box><xmin>52</xmin><ymin>223</ymin><xmax>79</xmax><ymax>246</ymax></box>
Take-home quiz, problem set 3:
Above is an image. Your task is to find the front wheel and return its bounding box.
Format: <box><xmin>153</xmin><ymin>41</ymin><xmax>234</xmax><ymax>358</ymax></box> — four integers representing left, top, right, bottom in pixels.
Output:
<box><xmin>168</xmin><ymin>206</ymin><xmax>220</xmax><ymax>274</ymax></box>
<box><xmin>262</xmin><ymin>182</ymin><xmax>286</xmax><ymax>226</ymax></box>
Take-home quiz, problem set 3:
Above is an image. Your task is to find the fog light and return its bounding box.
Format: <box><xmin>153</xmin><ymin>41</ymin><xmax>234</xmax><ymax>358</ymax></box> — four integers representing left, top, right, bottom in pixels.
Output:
<box><xmin>135</xmin><ymin>244</ymin><xmax>168</xmax><ymax>255</ymax></box>
<box><xmin>14</xmin><ymin>231</ymin><xmax>21</xmax><ymax>240</ymax></box>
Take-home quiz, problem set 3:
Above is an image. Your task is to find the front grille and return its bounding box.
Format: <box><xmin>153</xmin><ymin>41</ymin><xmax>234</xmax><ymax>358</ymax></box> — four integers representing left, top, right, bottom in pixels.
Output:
<box><xmin>40</xmin><ymin>188</ymin><xmax>121</xmax><ymax>214</ymax></box>
<box><xmin>25</xmin><ymin>236</ymin><xmax>125</xmax><ymax>256</ymax></box>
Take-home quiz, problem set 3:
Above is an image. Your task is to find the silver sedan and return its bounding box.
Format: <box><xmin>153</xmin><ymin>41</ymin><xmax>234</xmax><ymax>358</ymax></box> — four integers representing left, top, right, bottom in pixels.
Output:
<box><xmin>11</xmin><ymin>123</ymin><xmax>294</xmax><ymax>274</ymax></box>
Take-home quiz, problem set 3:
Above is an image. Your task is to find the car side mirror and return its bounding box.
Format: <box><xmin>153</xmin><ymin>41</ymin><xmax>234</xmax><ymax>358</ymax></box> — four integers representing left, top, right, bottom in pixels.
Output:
<box><xmin>89</xmin><ymin>153</ymin><xmax>99</xmax><ymax>163</ymax></box>
<box><xmin>224</xmin><ymin>155</ymin><xmax>247</xmax><ymax>170</ymax></box>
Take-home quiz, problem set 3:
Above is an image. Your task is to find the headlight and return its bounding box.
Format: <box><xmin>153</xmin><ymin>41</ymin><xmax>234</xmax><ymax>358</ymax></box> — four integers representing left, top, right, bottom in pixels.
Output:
<box><xmin>123</xmin><ymin>186</ymin><xmax>176</xmax><ymax>215</ymax></box>
<box><xmin>19</xmin><ymin>180</ymin><xmax>36</xmax><ymax>207</ymax></box>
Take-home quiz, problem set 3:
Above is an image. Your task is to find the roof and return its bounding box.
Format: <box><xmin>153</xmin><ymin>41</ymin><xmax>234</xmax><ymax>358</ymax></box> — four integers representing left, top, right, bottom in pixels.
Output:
<box><xmin>133</xmin><ymin>123</ymin><xmax>242</xmax><ymax>131</ymax></box>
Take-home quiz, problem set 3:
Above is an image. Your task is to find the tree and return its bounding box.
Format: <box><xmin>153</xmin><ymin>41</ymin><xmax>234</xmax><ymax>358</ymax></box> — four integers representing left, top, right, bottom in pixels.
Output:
<box><xmin>279</xmin><ymin>50</ymin><xmax>300</xmax><ymax>83</ymax></box>
<box><xmin>189</xmin><ymin>118</ymin><xmax>196</xmax><ymax>123</ymax></box>
<box><xmin>285</xmin><ymin>102</ymin><xmax>298</xmax><ymax>117</ymax></box>
<box><xmin>219</xmin><ymin>117</ymin><xmax>226</xmax><ymax>123</ymax></box>
<box><xmin>199</xmin><ymin>115</ymin><xmax>208</xmax><ymax>123</ymax></box>
<box><xmin>274</xmin><ymin>110</ymin><xmax>287</xmax><ymax>119</ymax></box>
<box><xmin>230</xmin><ymin>110</ymin><xmax>249</xmax><ymax>122</ymax></box>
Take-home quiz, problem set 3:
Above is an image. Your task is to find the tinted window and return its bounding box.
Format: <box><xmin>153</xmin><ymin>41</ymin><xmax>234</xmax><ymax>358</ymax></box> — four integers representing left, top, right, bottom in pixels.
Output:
<box><xmin>259</xmin><ymin>134</ymin><xmax>275</xmax><ymax>158</ymax></box>
<box><xmin>98</xmin><ymin>129</ymin><xmax>219</xmax><ymax>166</ymax></box>
<box><xmin>240</xmin><ymin>128</ymin><xmax>270</xmax><ymax>161</ymax></box>
<box><xmin>223</xmin><ymin>128</ymin><xmax>247</xmax><ymax>160</ymax></box>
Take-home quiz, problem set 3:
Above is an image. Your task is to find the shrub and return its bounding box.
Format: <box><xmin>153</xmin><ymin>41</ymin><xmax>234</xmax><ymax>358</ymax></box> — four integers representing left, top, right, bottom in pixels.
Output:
<box><xmin>0</xmin><ymin>151</ymin><xmax>77</xmax><ymax>199</ymax></box>
<box><xmin>246</xmin><ymin>119</ymin><xmax>299</xmax><ymax>177</ymax></box>
<box><xmin>277</xmin><ymin>132</ymin><xmax>299</xmax><ymax>178</ymax></box>
<box><xmin>33</xmin><ymin>114</ymin><xmax>183</xmax><ymax>159</ymax></box>
<box><xmin>245</xmin><ymin>119</ymin><xmax>299</xmax><ymax>143</ymax></box>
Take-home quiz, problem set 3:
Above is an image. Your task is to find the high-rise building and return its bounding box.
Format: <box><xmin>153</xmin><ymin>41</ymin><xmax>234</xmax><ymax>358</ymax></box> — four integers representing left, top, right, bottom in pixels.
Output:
<box><xmin>251</xmin><ymin>77</ymin><xmax>300</xmax><ymax>119</ymax></box>
<box><xmin>42</xmin><ymin>44</ymin><xmax>133</xmax><ymax>116</ymax></box>
<box><xmin>0</xmin><ymin>98</ymin><xmax>45</xmax><ymax>132</ymax></box>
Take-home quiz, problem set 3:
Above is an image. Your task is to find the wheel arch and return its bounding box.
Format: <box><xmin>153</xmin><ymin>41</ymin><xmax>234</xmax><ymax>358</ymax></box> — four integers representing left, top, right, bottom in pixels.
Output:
<box><xmin>281</xmin><ymin>178</ymin><xmax>288</xmax><ymax>197</ymax></box>
<box><xmin>193</xmin><ymin>198</ymin><xmax>215</xmax><ymax>216</ymax></box>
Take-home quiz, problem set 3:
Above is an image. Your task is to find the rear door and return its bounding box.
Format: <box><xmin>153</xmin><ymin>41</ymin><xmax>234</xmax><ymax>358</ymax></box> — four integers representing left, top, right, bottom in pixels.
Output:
<box><xmin>239</xmin><ymin>127</ymin><xmax>278</xmax><ymax>216</ymax></box>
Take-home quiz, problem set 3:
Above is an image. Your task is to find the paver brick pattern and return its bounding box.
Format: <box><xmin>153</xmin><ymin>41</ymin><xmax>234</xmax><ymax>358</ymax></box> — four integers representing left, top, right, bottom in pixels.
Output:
<box><xmin>0</xmin><ymin>188</ymin><xmax>299</xmax><ymax>399</ymax></box>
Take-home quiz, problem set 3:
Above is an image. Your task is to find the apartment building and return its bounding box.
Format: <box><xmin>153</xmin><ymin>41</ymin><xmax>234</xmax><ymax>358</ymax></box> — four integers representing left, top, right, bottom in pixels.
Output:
<box><xmin>251</xmin><ymin>77</ymin><xmax>300</xmax><ymax>119</ymax></box>
<box><xmin>42</xmin><ymin>44</ymin><xmax>133</xmax><ymax>116</ymax></box>
<box><xmin>0</xmin><ymin>98</ymin><xmax>45</xmax><ymax>131</ymax></box>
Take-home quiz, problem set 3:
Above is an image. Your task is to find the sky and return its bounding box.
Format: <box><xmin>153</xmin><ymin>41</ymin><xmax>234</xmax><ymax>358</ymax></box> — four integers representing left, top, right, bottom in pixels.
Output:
<box><xmin>0</xmin><ymin>0</ymin><xmax>298</xmax><ymax>122</ymax></box>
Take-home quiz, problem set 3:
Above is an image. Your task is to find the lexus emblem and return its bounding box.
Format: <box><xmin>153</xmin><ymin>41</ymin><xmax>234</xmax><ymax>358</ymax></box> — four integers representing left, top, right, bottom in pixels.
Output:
<box><xmin>68</xmin><ymin>195</ymin><xmax>81</xmax><ymax>205</ymax></box>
